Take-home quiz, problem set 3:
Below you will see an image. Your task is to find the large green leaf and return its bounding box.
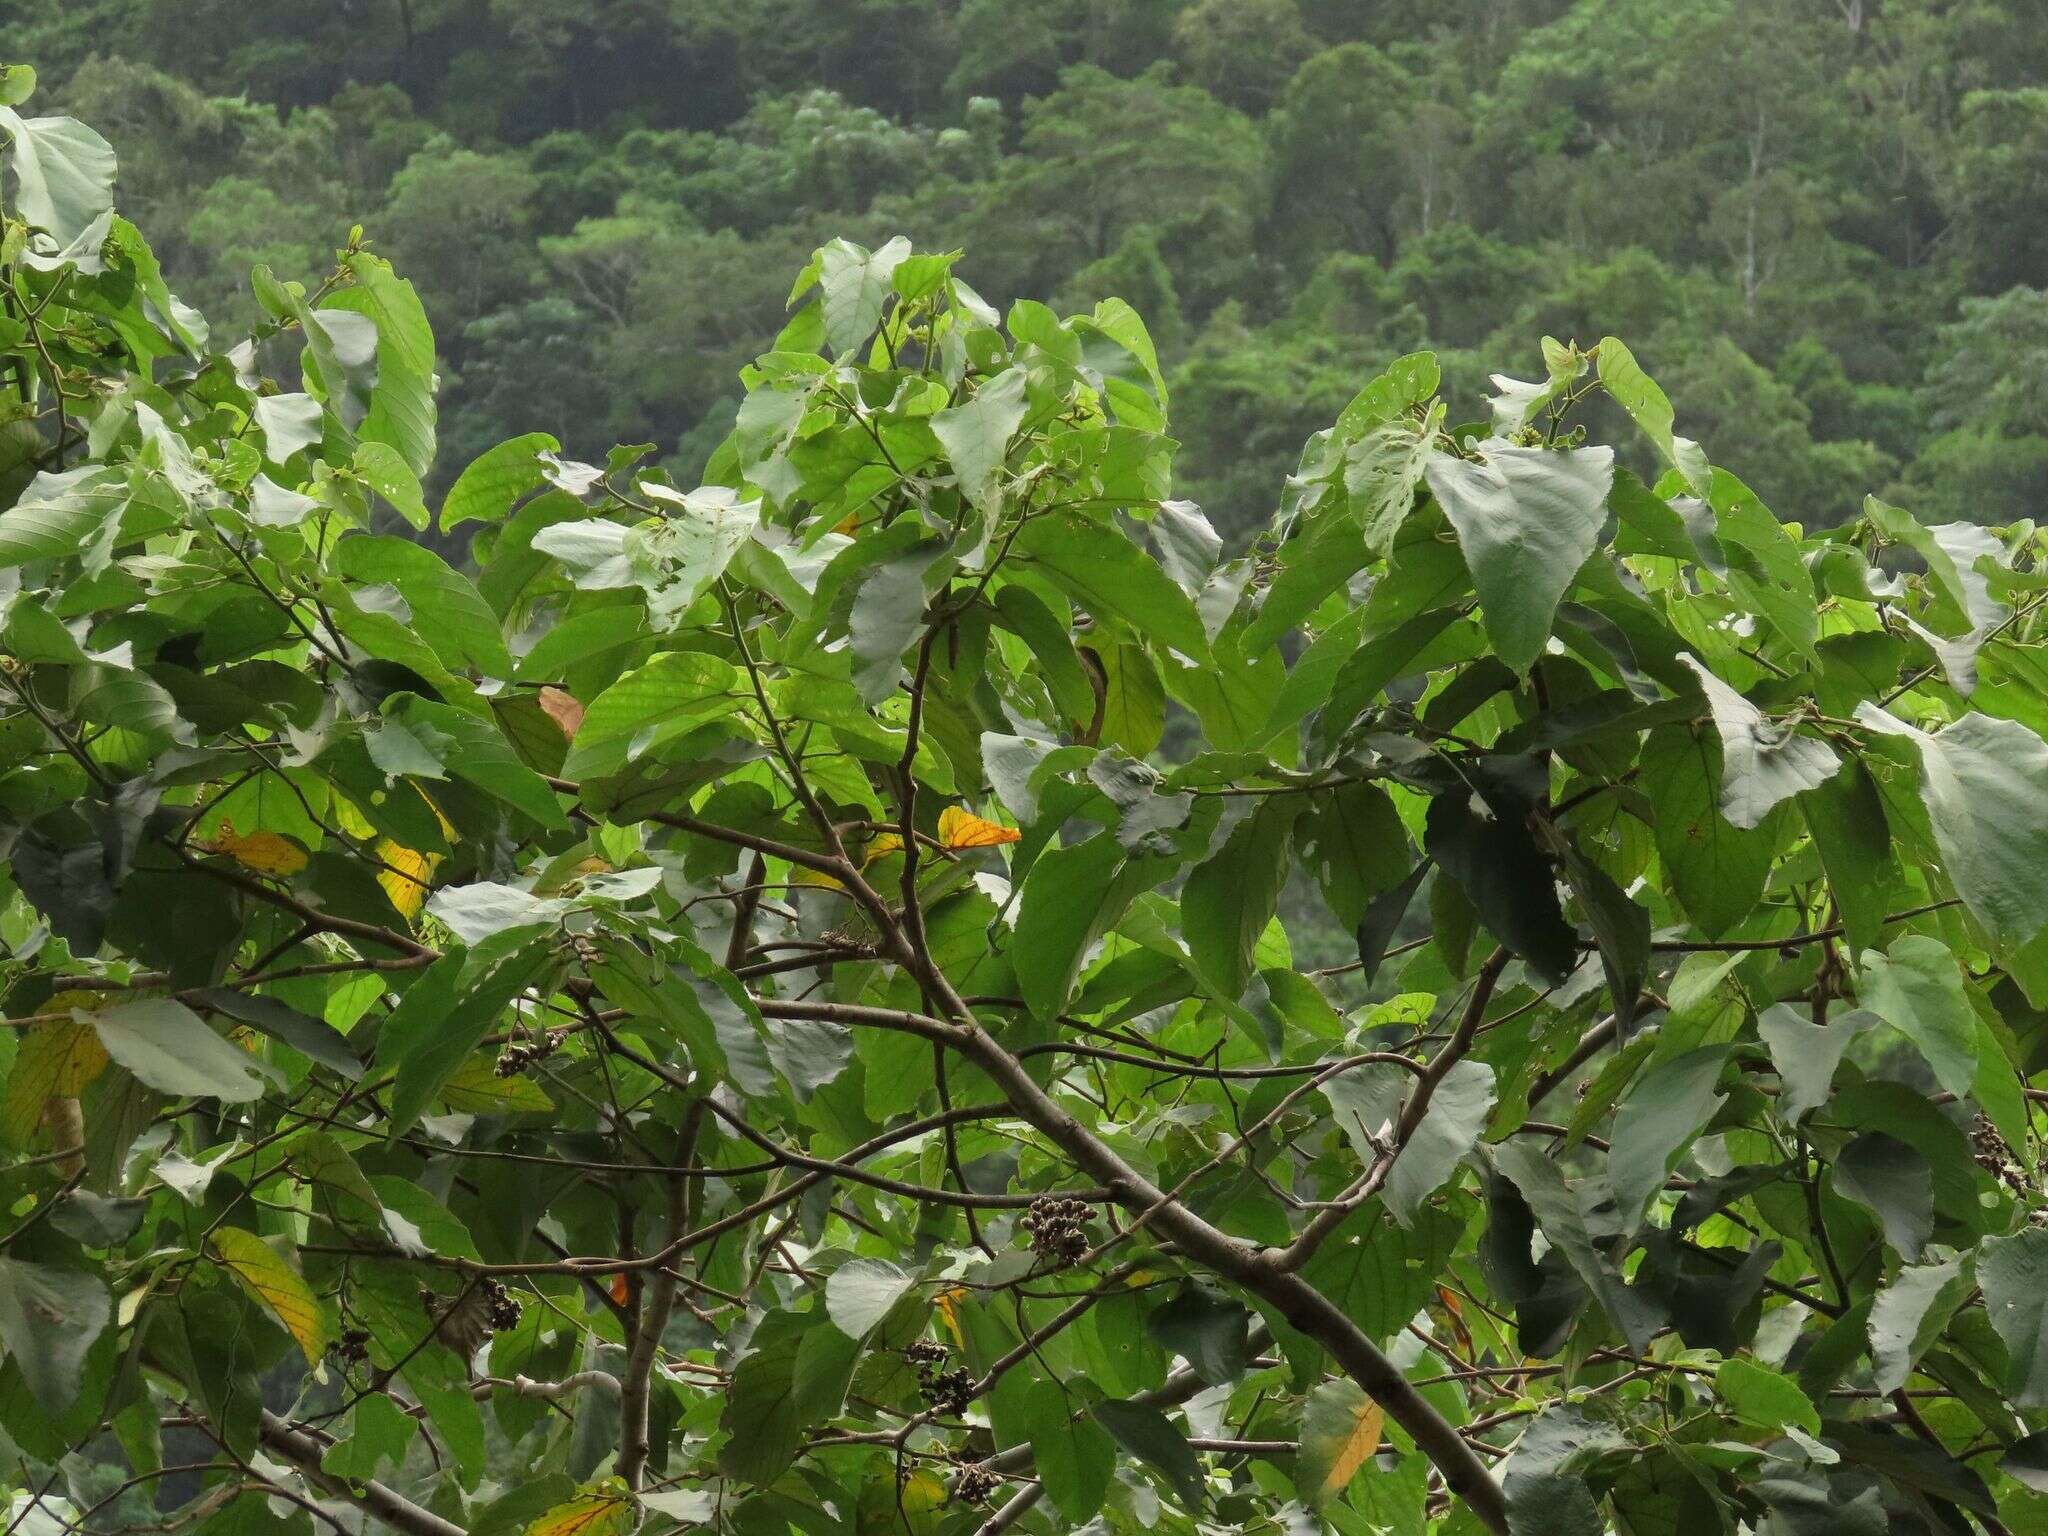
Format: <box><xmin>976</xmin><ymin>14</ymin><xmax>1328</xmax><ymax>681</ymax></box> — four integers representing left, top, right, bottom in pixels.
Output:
<box><xmin>1976</xmin><ymin>1229</ymin><xmax>2048</xmax><ymax>1407</ymax></box>
<box><xmin>1423</xmin><ymin>440</ymin><xmax>1614</xmax><ymax>675</ymax></box>
<box><xmin>0</xmin><ymin>108</ymin><xmax>115</xmax><ymax>244</ymax></box>
<box><xmin>1679</xmin><ymin>657</ymin><xmax>1840</xmax><ymax>830</ymax></box>
<box><xmin>1855</xmin><ymin>705</ymin><xmax>2048</xmax><ymax>952</ymax></box>
<box><xmin>1016</xmin><ymin>511</ymin><xmax>1211</xmax><ymax>662</ymax></box>
<box><xmin>1093</xmin><ymin>1399</ymin><xmax>1205</xmax><ymax>1511</ymax></box>
<box><xmin>0</xmin><ymin>1258</ymin><xmax>109</xmax><ymax>1414</ymax></box>
<box><xmin>91</xmin><ymin>999</ymin><xmax>267</xmax><ymax>1102</ymax></box>
<box><xmin>1608</xmin><ymin>1047</ymin><xmax>1726</xmax><ymax>1230</ymax></box>
<box><xmin>1856</xmin><ymin>936</ymin><xmax>1981</xmax><ymax>1098</ymax></box>
<box><xmin>1022</xmin><ymin>1379</ymin><xmax>1114</xmax><ymax>1524</ymax></box>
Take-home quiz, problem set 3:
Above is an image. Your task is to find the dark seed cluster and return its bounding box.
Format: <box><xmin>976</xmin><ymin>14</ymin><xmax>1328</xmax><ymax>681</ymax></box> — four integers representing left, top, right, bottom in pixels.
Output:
<box><xmin>1023</xmin><ymin>1194</ymin><xmax>1091</xmax><ymax>1267</ymax></box>
<box><xmin>950</xmin><ymin>1461</ymin><xmax>1003</xmax><ymax>1505</ymax></box>
<box><xmin>1974</xmin><ymin>1113</ymin><xmax>2030</xmax><ymax>1198</ymax></box>
<box><xmin>330</xmin><ymin>1327</ymin><xmax>371</xmax><ymax>1366</ymax></box>
<box><xmin>495</xmin><ymin>1027</ymin><xmax>571</xmax><ymax>1077</ymax></box>
<box><xmin>480</xmin><ymin>1277</ymin><xmax>522</xmax><ymax>1332</ymax></box>
<box><xmin>920</xmin><ymin>1364</ymin><xmax>975</xmax><ymax>1417</ymax></box>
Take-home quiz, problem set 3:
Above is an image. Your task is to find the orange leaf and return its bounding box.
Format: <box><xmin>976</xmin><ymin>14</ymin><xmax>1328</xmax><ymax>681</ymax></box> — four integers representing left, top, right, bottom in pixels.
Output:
<box><xmin>537</xmin><ymin>686</ymin><xmax>585</xmax><ymax>740</ymax></box>
<box><xmin>938</xmin><ymin>806</ymin><xmax>1020</xmax><ymax>849</ymax></box>
<box><xmin>609</xmin><ymin>1273</ymin><xmax>630</xmax><ymax>1306</ymax></box>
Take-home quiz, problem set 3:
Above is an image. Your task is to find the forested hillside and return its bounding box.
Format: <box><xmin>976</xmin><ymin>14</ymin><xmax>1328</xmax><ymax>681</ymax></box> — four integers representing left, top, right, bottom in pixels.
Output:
<box><xmin>8</xmin><ymin>0</ymin><xmax>2045</xmax><ymax>543</ymax></box>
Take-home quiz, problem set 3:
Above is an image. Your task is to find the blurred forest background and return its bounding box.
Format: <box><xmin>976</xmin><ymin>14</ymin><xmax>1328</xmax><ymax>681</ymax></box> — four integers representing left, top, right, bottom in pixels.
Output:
<box><xmin>7</xmin><ymin>0</ymin><xmax>2043</xmax><ymax>546</ymax></box>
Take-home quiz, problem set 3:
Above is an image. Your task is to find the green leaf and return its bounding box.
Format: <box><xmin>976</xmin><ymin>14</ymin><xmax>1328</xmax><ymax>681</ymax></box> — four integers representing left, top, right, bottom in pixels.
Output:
<box><xmin>812</xmin><ymin>235</ymin><xmax>909</xmax><ymax>355</ymax></box>
<box><xmin>1012</xmin><ymin>831</ymin><xmax>1154</xmax><ymax>1019</ymax></box>
<box><xmin>424</xmin><ymin>882</ymin><xmax>567</xmax><ymax>946</ymax></box>
<box><xmin>1798</xmin><ymin>762</ymin><xmax>1896</xmax><ymax>956</ymax></box>
<box><xmin>0</xmin><ymin>108</ymin><xmax>115</xmax><ymax>245</ymax></box>
<box><xmin>0</xmin><ymin>466</ymin><xmax>125</xmax><ymax>568</ymax></box>
<box><xmin>1145</xmin><ymin>1285</ymin><xmax>1252</xmax><ymax>1384</ymax></box>
<box><xmin>1388</xmin><ymin>1060</ymin><xmax>1495</xmax><ymax>1225</ymax></box>
<box><xmin>1714</xmin><ymin>1357</ymin><xmax>1819</xmax><ymax>1435</ymax></box>
<box><xmin>379</xmin><ymin>944</ymin><xmax>552</xmax><ymax>1137</ymax></box>
<box><xmin>848</xmin><ymin>536</ymin><xmax>949</xmax><ymax>704</ymax></box>
<box><xmin>1181</xmin><ymin>799</ymin><xmax>1300</xmax><ymax>1005</ymax></box>
<box><xmin>1022</xmin><ymin>1379</ymin><xmax>1114</xmax><ymax>1524</ymax></box>
<box><xmin>1295</xmin><ymin>1378</ymin><xmax>1384</xmax><ymax>1506</ymax></box>
<box><xmin>1832</xmin><ymin>1133</ymin><xmax>1934</xmax><ymax>1259</ymax></box>
<box><xmin>1678</xmin><ymin>657</ymin><xmax>1839</xmax><ymax>830</ymax></box>
<box><xmin>1854</xmin><ymin>706</ymin><xmax>2048</xmax><ymax>952</ymax></box>
<box><xmin>825</xmin><ymin>1259</ymin><xmax>917</xmax><ymax>1339</ymax></box>
<box><xmin>0</xmin><ymin>1257</ymin><xmax>109</xmax><ymax>1414</ymax></box>
<box><xmin>1423</xmin><ymin>440</ymin><xmax>1614</xmax><ymax>674</ymax></box>
<box><xmin>1494</xmin><ymin>1141</ymin><xmax>1663</xmax><ymax>1353</ymax></box>
<box><xmin>1424</xmin><ymin>761</ymin><xmax>1576</xmax><ymax>985</ymax></box>
<box><xmin>1640</xmin><ymin>723</ymin><xmax>1776</xmax><ymax>939</ymax></box>
<box><xmin>335</xmin><ymin>533</ymin><xmax>513</xmax><ymax>678</ymax></box>
<box><xmin>321</xmin><ymin>1393</ymin><xmax>416</xmax><ymax>1483</ymax></box>
<box><xmin>1856</xmin><ymin>936</ymin><xmax>1981</xmax><ymax>1098</ymax></box>
<box><xmin>322</xmin><ymin>253</ymin><xmax>437</xmax><ymax>479</ymax></box>
<box><xmin>353</xmin><ymin>440</ymin><xmax>430</xmax><ymax>531</ymax></box>
<box><xmin>1870</xmin><ymin>1255</ymin><xmax>1971</xmax><ymax>1395</ymax></box>
<box><xmin>1757</xmin><ymin>1004</ymin><xmax>1873</xmax><ymax>1123</ymax></box>
<box><xmin>932</xmin><ymin>367</ymin><xmax>1027</xmax><ymax>514</ymax></box>
<box><xmin>91</xmin><ymin>999</ymin><xmax>267</xmax><ymax>1102</ymax></box>
<box><xmin>1978</xmin><ymin>1228</ymin><xmax>2048</xmax><ymax>1408</ymax></box>
<box><xmin>1608</xmin><ymin>1047</ymin><xmax>1726</xmax><ymax>1230</ymax></box>
<box><xmin>1093</xmin><ymin>1399</ymin><xmax>1204</xmax><ymax>1511</ymax></box>
<box><xmin>442</xmin><ymin>432</ymin><xmax>560</xmax><ymax>530</ymax></box>
<box><xmin>189</xmin><ymin>989</ymin><xmax>362</xmax><ymax>1080</ymax></box>
<box><xmin>1597</xmin><ymin>337</ymin><xmax>1709</xmax><ymax>495</ymax></box>
<box><xmin>1866</xmin><ymin>498</ymin><xmax>2010</xmax><ymax>634</ymax></box>
<box><xmin>1016</xmin><ymin>511</ymin><xmax>1211</xmax><ymax>662</ymax></box>
<box><xmin>252</xmin><ymin>392</ymin><xmax>324</xmax><ymax>464</ymax></box>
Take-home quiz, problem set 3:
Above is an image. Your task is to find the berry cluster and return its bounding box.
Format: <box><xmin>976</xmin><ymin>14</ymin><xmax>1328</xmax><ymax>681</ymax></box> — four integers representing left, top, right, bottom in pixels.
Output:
<box><xmin>495</xmin><ymin>1027</ymin><xmax>571</xmax><ymax>1077</ymax></box>
<box><xmin>330</xmin><ymin>1327</ymin><xmax>371</xmax><ymax>1366</ymax></box>
<box><xmin>915</xmin><ymin>1351</ymin><xmax>975</xmax><ymax>1417</ymax></box>
<box><xmin>1022</xmin><ymin>1194</ymin><xmax>1091</xmax><ymax>1267</ymax></box>
<box><xmin>950</xmin><ymin>1461</ymin><xmax>1003</xmax><ymax>1506</ymax></box>
<box><xmin>480</xmin><ymin>1277</ymin><xmax>522</xmax><ymax>1332</ymax></box>
<box><xmin>1974</xmin><ymin>1114</ymin><xmax>2030</xmax><ymax>1198</ymax></box>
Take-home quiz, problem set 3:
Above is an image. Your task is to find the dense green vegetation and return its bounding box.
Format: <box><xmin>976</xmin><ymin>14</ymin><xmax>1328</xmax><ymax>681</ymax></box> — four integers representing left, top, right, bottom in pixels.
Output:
<box><xmin>11</xmin><ymin>49</ymin><xmax>2048</xmax><ymax>1536</ymax></box>
<box><xmin>11</xmin><ymin>0</ymin><xmax>2048</xmax><ymax>545</ymax></box>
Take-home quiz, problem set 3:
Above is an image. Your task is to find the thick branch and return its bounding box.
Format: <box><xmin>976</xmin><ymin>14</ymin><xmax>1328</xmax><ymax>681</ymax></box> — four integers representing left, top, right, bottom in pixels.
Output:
<box><xmin>258</xmin><ymin>1412</ymin><xmax>466</xmax><ymax>1536</ymax></box>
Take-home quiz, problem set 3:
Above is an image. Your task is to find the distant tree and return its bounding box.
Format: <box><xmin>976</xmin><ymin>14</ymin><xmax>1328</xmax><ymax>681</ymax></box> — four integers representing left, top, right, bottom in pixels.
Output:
<box><xmin>1947</xmin><ymin>90</ymin><xmax>2048</xmax><ymax>295</ymax></box>
<box><xmin>1169</xmin><ymin>0</ymin><xmax>1316</xmax><ymax>112</ymax></box>
<box><xmin>1268</xmin><ymin>43</ymin><xmax>1431</xmax><ymax>265</ymax></box>
<box><xmin>971</xmin><ymin>65</ymin><xmax>1268</xmax><ymax>314</ymax></box>
<box><xmin>379</xmin><ymin>138</ymin><xmax>540</xmax><ymax>328</ymax></box>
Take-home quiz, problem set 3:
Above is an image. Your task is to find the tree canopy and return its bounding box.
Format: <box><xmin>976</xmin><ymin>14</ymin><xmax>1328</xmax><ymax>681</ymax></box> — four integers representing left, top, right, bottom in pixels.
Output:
<box><xmin>9</xmin><ymin>62</ymin><xmax>2048</xmax><ymax>1536</ymax></box>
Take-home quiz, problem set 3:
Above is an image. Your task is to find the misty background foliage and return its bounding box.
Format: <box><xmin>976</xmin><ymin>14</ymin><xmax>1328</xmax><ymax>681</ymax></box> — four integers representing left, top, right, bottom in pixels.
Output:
<box><xmin>7</xmin><ymin>0</ymin><xmax>2045</xmax><ymax>547</ymax></box>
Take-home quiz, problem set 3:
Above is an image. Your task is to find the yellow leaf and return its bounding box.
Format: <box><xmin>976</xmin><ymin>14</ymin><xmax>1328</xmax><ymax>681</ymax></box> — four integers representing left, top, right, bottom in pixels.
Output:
<box><xmin>862</xmin><ymin>832</ymin><xmax>905</xmax><ymax>863</ymax></box>
<box><xmin>377</xmin><ymin>840</ymin><xmax>442</xmax><ymax>922</ymax></box>
<box><xmin>937</xmin><ymin>806</ymin><xmax>1020</xmax><ymax>849</ymax></box>
<box><xmin>439</xmin><ymin>1054</ymin><xmax>555</xmax><ymax>1115</ymax></box>
<box><xmin>197</xmin><ymin>824</ymin><xmax>309</xmax><ymax>878</ymax></box>
<box><xmin>210</xmin><ymin>1227</ymin><xmax>332</xmax><ymax>1367</ymax></box>
<box><xmin>1</xmin><ymin>1015</ymin><xmax>109</xmax><ymax>1148</ymax></box>
<box><xmin>790</xmin><ymin>865</ymin><xmax>845</xmax><ymax>891</ymax></box>
<box><xmin>931</xmin><ymin>1285</ymin><xmax>967</xmax><ymax>1348</ymax></box>
<box><xmin>1296</xmin><ymin>1379</ymin><xmax>1383</xmax><ymax>1505</ymax></box>
<box><xmin>526</xmin><ymin>1485</ymin><xmax>635</xmax><ymax>1536</ymax></box>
